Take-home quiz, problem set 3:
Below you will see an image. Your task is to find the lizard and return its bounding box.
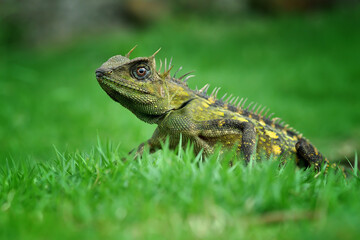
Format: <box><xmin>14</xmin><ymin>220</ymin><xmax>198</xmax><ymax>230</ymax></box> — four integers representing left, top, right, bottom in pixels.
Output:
<box><xmin>95</xmin><ymin>46</ymin><xmax>336</xmax><ymax>171</ymax></box>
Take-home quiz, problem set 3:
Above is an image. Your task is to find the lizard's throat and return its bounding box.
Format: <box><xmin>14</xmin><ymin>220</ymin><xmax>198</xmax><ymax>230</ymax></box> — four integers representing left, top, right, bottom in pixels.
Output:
<box><xmin>102</xmin><ymin>87</ymin><xmax>169</xmax><ymax>124</ymax></box>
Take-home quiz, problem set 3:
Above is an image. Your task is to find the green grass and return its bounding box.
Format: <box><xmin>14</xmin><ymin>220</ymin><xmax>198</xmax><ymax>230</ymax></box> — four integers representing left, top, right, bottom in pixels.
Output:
<box><xmin>1</xmin><ymin>5</ymin><xmax>360</xmax><ymax>240</ymax></box>
<box><xmin>0</xmin><ymin>141</ymin><xmax>359</xmax><ymax>240</ymax></box>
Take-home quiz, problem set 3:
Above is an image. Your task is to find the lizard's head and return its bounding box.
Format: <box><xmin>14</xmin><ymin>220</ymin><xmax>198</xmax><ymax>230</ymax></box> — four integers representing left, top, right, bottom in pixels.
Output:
<box><xmin>96</xmin><ymin>47</ymin><xmax>194</xmax><ymax>123</ymax></box>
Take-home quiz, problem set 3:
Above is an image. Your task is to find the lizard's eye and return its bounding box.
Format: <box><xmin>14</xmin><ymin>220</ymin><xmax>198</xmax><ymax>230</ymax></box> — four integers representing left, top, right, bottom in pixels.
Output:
<box><xmin>132</xmin><ymin>65</ymin><xmax>150</xmax><ymax>80</ymax></box>
<box><xmin>137</xmin><ymin>67</ymin><xmax>147</xmax><ymax>77</ymax></box>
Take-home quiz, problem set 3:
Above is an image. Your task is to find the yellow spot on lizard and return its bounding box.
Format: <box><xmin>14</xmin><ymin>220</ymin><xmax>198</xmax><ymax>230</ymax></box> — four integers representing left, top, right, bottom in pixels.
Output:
<box><xmin>232</xmin><ymin>116</ymin><xmax>248</xmax><ymax>122</ymax></box>
<box><xmin>272</xmin><ymin>145</ymin><xmax>281</xmax><ymax>155</ymax></box>
<box><xmin>265</xmin><ymin>130</ymin><xmax>278</xmax><ymax>139</ymax></box>
<box><xmin>201</xmin><ymin>102</ymin><xmax>209</xmax><ymax>108</ymax></box>
<box><xmin>208</xmin><ymin>98</ymin><xmax>215</xmax><ymax>104</ymax></box>
<box><xmin>218</xmin><ymin>119</ymin><xmax>226</xmax><ymax>127</ymax></box>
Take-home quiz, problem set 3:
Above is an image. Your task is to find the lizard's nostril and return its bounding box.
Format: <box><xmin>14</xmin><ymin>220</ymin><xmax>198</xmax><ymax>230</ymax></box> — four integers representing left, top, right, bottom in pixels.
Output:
<box><xmin>95</xmin><ymin>68</ymin><xmax>106</xmax><ymax>78</ymax></box>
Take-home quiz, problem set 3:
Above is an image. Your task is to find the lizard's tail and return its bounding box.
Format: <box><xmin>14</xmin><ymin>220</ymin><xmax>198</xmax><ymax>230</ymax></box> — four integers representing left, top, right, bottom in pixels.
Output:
<box><xmin>295</xmin><ymin>138</ymin><xmax>346</xmax><ymax>176</ymax></box>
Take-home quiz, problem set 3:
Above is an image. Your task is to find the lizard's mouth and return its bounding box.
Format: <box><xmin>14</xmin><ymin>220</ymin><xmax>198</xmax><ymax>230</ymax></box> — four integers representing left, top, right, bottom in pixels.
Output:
<box><xmin>97</xmin><ymin>76</ymin><xmax>151</xmax><ymax>94</ymax></box>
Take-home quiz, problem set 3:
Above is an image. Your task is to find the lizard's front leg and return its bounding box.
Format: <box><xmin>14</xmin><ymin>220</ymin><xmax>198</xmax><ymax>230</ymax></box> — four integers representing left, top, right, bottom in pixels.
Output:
<box><xmin>239</xmin><ymin>121</ymin><xmax>257</xmax><ymax>162</ymax></box>
<box><xmin>129</xmin><ymin>128</ymin><xmax>163</xmax><ymax>159</ymax></box>
<box><xmin>197</xmin><ymin>119</ymin><xmax>257</xmax><ymax>163</ymax></box>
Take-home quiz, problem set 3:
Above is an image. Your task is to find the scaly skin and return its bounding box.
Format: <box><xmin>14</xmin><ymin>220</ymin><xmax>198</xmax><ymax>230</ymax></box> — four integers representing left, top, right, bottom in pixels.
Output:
<box><xmin>95</xmin><ymin>47</ymin><xmax>335</xmax><ymax>170</ymax></box>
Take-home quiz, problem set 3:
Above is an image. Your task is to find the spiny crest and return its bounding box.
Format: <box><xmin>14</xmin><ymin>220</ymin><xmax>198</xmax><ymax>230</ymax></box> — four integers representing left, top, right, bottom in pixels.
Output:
<box><xmin>155</xmin><ymin>56</ymin><xmax>196</xmax><ymax>87</ymax></box>
<box><xmin>193</xmin><ymin>83</ymin><xmax>301</xmax><ymax>135</ymax></box>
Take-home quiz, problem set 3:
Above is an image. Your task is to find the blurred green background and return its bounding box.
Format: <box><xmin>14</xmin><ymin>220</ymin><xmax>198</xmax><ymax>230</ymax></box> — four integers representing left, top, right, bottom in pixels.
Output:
<box><xmin>1</xmin><ymin>0</ymin><xmax>360</xmax><ymax>163</ymax></box>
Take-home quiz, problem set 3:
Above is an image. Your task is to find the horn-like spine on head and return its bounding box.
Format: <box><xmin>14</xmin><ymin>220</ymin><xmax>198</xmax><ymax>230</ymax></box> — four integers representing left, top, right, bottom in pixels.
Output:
<box><xmin>149</xmin><ymin>48</ymin><xmax>161</xmax><ymax>72</ymax></box>
<box><xmin>151</xmin><ymin>48</ymin><xmax>161</xmax><ymax>59</ymax></box>
<box><xmin>126</xmin><ymin>45</ymin><xmax>138</xmax><ymax>58</ymax></box>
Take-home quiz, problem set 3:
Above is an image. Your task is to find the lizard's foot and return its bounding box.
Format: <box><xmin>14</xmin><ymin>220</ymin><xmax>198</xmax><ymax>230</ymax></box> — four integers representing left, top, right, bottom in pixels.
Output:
<box><xmin>128</xmin><ymin>142</ymin><xmax>146</xmax><ymax>160</ymax></box>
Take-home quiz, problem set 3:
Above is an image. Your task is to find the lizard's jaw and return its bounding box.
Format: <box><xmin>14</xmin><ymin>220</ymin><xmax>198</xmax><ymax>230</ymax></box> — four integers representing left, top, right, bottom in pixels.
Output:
<box><xmin>97</xmin><ymin>76</ymin><xmax>151</xmax><ymax>95</ymax></box>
